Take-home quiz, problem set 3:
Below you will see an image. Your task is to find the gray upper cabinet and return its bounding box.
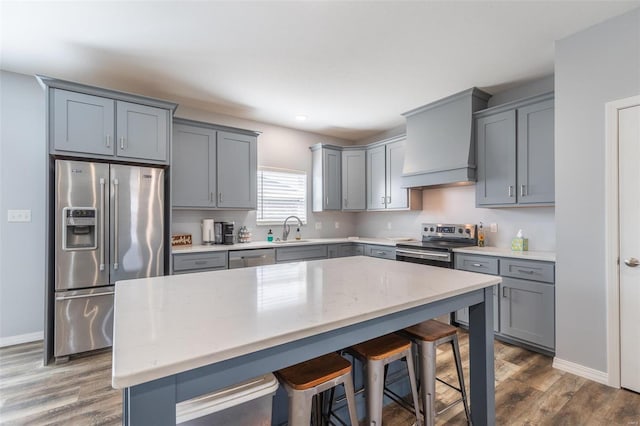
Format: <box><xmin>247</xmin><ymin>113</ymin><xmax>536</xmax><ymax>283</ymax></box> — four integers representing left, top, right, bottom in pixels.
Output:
<box><xmin>217</xmin><ymin>131</ymin><xmax>257</xmax><ymax>209</ymax></box>
<box><xmin>172</xmin><ymin>123</ymin><xmax>216</xmax><ymax>208</ymax></box>
<box><xmin>172</xmin><ymin>119</ymin><xmax>258</xmax><ymax>210</ymax></box>
<box><xmin>341</xmin><ymin>149</ymin><xmax>366</xmax><ymax>211</ymax></box>
<box><xmin>475</xmin><ymin>93</ymin><xmax>554</xmax><ymax>207</ymax></box>
<box><xmin>367</xmin><ymin>138</ymin><xmax>417</xmax><ymax>211</ymax></box>
<box><xmin>53</xmin><ymin>90</ymin><xmax>115</xmax><ymax>156</ymax></box>
<box><xmin>47</xmin><ymin>82</ymin><xmax>176</xmax><ymax>164</ymax></box>
<box><xmin>311</xmin><ymin>145</ymin><xmax>342</xmax><ymax>212</ymax></box>
<box><xmin>516</xmin><ymin>99</ymin><xmax>555</xmax><ymax>204</ymax></box>
<box><xmin>115</xmin><ymin>101</ymin><xmax>169</xmax><ymax>162</ymax></box>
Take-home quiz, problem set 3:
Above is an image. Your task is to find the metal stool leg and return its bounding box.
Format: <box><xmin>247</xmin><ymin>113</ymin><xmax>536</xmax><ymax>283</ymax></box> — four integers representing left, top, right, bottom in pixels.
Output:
<box><xmin>366</xmin><ymin>359</ymin><xmax>385</xmax><ymax>426</ymax></box>
<box><xmin>405</xmin><ymin>347</ymin><xmax>423</xmax><ymax>426</ymax></box>
<box><xmin>288</xmin><ymin>387</ymin><xmax>313</xmax><ymax>426</ymax></box>
<box><xmin>452</xmin><ymin>337</ymin><xmax>471</xmax><ymax>425</ymax></box>
<box><xmin>343</xmin><ymin>371</ymin><xmax>359</xmax><ymax>426</ymax></box>
<box><xmin>421</xmin><ymin>340</ymin><xmax>437</xmax><ymax>426</ymax></box>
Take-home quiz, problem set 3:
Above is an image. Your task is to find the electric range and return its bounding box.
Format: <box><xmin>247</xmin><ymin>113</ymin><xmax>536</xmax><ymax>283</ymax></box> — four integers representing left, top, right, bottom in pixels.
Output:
<box><xmin>395</xmin><ymin>223</ymin><xmax>478</xmax><ymax>268</ymax></box>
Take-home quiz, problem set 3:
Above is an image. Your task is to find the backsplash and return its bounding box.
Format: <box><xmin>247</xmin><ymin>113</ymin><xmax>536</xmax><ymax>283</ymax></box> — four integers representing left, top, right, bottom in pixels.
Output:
<box><xmin>355</xmin><ymin>184</ymin><xmax>556</xmax><ymax>251</ymax></box>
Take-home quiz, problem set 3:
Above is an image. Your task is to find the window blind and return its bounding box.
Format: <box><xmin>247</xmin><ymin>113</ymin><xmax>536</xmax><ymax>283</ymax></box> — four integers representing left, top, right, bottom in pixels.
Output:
<box><xmin>257</xmin><ymin>168</ymin><xmax>307</xmax><ymax>224</ymax></box>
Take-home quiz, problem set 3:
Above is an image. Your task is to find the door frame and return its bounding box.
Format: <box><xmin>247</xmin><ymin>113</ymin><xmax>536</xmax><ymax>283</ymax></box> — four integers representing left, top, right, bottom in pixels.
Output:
<box><xmin>604</xmin><ymin>94</ymin><xmax>640</xmax><ymax>388</ymax></box>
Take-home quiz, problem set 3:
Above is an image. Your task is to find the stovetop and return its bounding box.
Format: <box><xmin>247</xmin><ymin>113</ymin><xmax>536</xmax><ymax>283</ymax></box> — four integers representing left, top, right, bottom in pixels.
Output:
<box><xmin>396</xmin><ymin>223</ymin><xmax>478</xmax><ymax>252</ymax></box>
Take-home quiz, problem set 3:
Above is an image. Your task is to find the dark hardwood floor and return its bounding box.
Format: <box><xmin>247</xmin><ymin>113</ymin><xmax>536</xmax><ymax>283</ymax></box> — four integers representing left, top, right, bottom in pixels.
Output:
<box><xmin>1</xmin><ymin>331</ymin><xmax>639</xmax><ymax>425</ymax></box>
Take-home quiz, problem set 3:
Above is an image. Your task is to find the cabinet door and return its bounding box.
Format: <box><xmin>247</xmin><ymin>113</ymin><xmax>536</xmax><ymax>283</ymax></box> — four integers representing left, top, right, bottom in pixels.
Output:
<box><xmin>53</xmin><ymin>89</ymin><xmax>115</xmax><ymax>156</ymax></box>
<box><xmin>172</xmin><ymin>124</ymin><xmax>216</xmax><ymax>208</ymax></box>
<box><xmin>323</xmin><ymin>148</ymin><xmax>342</xmax><ymax>210</ymax></box>
<box><xmin>386</xmin><ymin>140</ymin><xmax>408</xmax><ymax>209</ymax></box>
<box><xmin>500</xmin><ymin>277</ymin><xmax>554</xmax><ymax>349</ymax></box>
<box><xmin>217</xmin><ymin>131</ymin><xmax>257</xmax><ymax>209</ymax></box>
<box><xmin>342</xmin><ymin>150</ymin><xmax>366</xmax><ymax>210</ymax></box>
<box><xmin>517</xmin><ymin>99</ymin><xmax>555</xmax><ymax>204</ymax></box>
<box><xmin>367</xmin><ymin>146</ymin><xmax>387</xmax><ymax>210</ymax></box>
<box><xmin>116</xmin><ymin>101</ymin><xmax>168</xmax><ymax>162</ymax></box>
<box><xmin>476</xmin><ymin>110</ymin><xmax>517</xmax><ymax>205</ymax></box>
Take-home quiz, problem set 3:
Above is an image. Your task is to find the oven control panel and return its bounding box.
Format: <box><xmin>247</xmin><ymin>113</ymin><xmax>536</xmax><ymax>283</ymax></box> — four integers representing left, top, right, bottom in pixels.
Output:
<box><xmin>422</xmin><ymin>223</ymin><xmax>476</xmax><ymax>240</ymax></box>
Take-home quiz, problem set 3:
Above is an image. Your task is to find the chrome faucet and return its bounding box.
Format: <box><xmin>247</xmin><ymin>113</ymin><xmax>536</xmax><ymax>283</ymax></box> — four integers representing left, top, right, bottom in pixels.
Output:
<box><xmin>282</xmin><ymin>215</ymin><xmax>303</xmax><ymax>241</ymax></box>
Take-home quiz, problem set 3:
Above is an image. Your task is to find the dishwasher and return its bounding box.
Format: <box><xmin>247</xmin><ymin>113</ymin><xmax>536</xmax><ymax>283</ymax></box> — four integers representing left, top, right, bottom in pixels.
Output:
<box><xmin>228</xmin><ymin>249</ymin><xmax>276</xmax><ymax>269</ymax></box>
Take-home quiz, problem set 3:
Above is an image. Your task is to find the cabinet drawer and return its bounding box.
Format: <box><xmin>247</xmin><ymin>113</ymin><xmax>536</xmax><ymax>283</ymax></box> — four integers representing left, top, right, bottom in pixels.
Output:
<box><xmin>173</xmin><ymin>252</ymin><xmax>228</xmax><ymax>272</ymax></box>
<box><xmin>500</xmin><ymin>258</ymin><xmax>554</xmax><ymax>283</ymax></box>
<box><xmin>276</xmin><ymin>245</ymin><xmax>328</xmax><ymax>263</ymax></box>
<box><xmin>455</xmin><ymin>254</ymin><xmax>499</xmax><ymax>275</ymax></box>
<box><xmin>339</xmin><ymin>243</ymin><xmax>364</xmax><ymax>257</ymax></box>
<box><xmin>365</xmin><ymin>244</ymin><xmax>396</xmax><ymax>260</ymax></box>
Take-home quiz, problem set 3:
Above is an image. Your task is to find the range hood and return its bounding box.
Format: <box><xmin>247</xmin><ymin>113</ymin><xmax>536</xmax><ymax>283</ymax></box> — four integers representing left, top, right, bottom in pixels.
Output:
<box><xmin>401</xmin><ymin>87</ymin><xmax>491</xmax><ymax>188</ymax></box>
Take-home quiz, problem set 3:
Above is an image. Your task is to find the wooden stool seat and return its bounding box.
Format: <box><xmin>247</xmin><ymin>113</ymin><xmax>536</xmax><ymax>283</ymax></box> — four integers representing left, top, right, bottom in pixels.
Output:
<box><xmin>404</xmin><ymin>319</ymin><xmax>457</xmax><ymax>342</ymax></box>
<box><xmin>350</xmin><ymin>333</ymin><xmax>412</xmax><ymax>360</ymax></box>
<box><xmin>276</xmin><ymin>352</ymin><xmax>351</xmax><ymax>390</ymax></box>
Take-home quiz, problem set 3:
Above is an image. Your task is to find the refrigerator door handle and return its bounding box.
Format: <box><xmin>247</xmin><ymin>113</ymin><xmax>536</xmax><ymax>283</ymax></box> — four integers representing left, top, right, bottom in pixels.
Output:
<box><xmin>55</xmin><ymin>291</ymin><xmax>115</xmax><ymax>301</ymax></box>
<box><xmin>113</xmin><ymin>178</ymin><xmax>119</xmax><ymax>271</ymax></box>
<box><xmin>99</xmin><ymin>178</ymin><xmax>105</xmax><ymax>271</ymax></box>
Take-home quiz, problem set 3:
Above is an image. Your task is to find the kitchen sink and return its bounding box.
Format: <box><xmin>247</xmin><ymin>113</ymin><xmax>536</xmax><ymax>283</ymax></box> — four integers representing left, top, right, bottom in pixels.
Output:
<box><xmin>272</xmin><ymin>239</ymin><xmax>311</xmax><ymax>244</ymax></box>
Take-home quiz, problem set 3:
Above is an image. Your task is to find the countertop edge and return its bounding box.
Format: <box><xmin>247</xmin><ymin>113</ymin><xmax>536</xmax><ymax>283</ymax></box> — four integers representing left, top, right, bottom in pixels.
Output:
<box><xmin>452</xmin><ymin>247</ymin><xmax>556</xmax><ymax>262</ymax></box>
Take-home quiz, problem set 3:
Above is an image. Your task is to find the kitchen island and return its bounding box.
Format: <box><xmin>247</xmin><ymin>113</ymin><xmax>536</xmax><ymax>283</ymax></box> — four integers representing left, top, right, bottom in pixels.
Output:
<box><xmin>112</xmin><ymin>256</ymin><xmax>501</xmax><ymax>425</ymax></box>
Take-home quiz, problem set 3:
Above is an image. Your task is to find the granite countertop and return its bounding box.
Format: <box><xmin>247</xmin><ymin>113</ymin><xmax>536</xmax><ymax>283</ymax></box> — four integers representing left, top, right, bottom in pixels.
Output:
<box><xmin>111</xmin><ymin>256</ymin><xmax>500</xmax><ymax>388</ymax></box>
<box><xmin>453</xmin><ymin>246</ymin><xmax>556</xmax><ymax>262</ymax></box>
<box><xmin>172</xmin><ymin>237</ymin><xmax>408</xmax><ymax>254</ymax></box>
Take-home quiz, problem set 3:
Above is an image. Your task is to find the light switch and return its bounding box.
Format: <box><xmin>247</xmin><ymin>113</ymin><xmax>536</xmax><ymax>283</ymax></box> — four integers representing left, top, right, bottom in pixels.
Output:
<box><xmin>490</xmin><ymin>223</ymin><xmax>498</xmax><ymax>233</ymax></box>
<box><xmin>8</xmin><ymin>209</ymin><xmax>31</xmax><ymax>223</ymax></box>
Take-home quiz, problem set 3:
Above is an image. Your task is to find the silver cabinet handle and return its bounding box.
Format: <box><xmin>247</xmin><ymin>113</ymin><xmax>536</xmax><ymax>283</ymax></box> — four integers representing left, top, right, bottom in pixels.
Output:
<box><xmin>517</xmin><ymin>269</ymin><xmax>535</xmax><ymax>274</ymax></box>
<box><xmin>502</xmin><ymin>287</ymin><xmax>509</xmax><ymax>298</ymax></box>
<box><xmin>472</xmin><ymin>263</ymin><xmax>482</xmax><ymax>267</ymax></box>
<box><xmin>344</xmin><ymin>198</ymin><xmax>348</xmax><ymax>208</ymax></box>
<box><xmin>113</xmin><ymin>178</ymin><xmax>119</xmax><ymax>271</ymax></box>
<box><xmin>376</xmin><ymin>251</ymin><xmax>386</xmax><ymax>255</ymax></box>
<box><xmin>210</xmin><ymin>192</ymin><xmax>213</xmax><ymax>202</ymax></box>
<box><xmin>99</xmin><ymin>178</ymin><xmax>105</xmax><ymax>271</ymax></box>
<box><xmin>386</xmin><ymin>196</ymin><xmax>391</xmax><ymax>204</ymax></box>
<box><xmin>105</xmin><ymin>135</ymin><xmax>111</xmax><ymax>148</ymax></box>
<box><xmin>326</xmin><ymin>197</ymin><xmax>329</xmax><ymax>206</ymax></box>
<box><xmin>508</xmin><ymin>185</ymin><xmax>513</xmax><ymax>197</ymax></box>
<box><xmin>381</xmin><ymin>196</ymin><xmax>385</xmax><ymax>205</ymax></box>
<box><xmin>219</xmin><ymin>193</ymin><xmax>223</xmax><ymax>203</ymax></box>
<box><xmin>624</xmin><ymin>257</ymin><xmax>640</xmax><ymax>267</ymax></box>
<box><xmin>120</xmin><ymin>137</ymin><xmax>125</xmax><ymax>150</ymax></box>
<box><xmin>56</xmin><ymin>291</ymin><xmax>115</xmax><ymax>301</ymax></box>
<box><xmin>521</xmin><ymin>184</ymin><xmax>526</xmax><ymax>197</ymax></box>
<box><xmin>194</xmin><ymin>260</ymin><xmax>209</xmax><ymax>266</ymax></box>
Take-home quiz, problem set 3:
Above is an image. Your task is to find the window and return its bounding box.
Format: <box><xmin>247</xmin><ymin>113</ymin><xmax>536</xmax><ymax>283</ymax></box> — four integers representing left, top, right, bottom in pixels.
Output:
<box><xmin>257</xmin><ymin>167</ymin><xmax>307</xmax><ymax>225</ymax></box>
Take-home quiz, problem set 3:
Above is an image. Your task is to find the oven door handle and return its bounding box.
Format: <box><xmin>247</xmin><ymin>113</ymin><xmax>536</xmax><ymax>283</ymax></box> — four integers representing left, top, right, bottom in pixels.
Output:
<box><xmin>396</xmin><ymin>249</ymin><xmax>452</xmax><ymax>262</ymax></box>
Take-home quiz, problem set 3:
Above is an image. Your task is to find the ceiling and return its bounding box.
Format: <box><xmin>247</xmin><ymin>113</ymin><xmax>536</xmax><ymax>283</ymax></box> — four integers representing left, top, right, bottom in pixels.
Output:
<box><xmin>1</xmin><ymin>1</ymin><xmax>639</xmax><ymax>141</ymax></box>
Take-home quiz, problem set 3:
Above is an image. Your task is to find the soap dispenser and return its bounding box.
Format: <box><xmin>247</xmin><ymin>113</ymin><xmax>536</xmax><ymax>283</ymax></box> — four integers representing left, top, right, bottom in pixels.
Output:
<box><xmin>267</xmin><ymin>229</ymin><xmax>273</xmax><ymax>242</ymax></box>
<box><xmin>295</xmin><ymin>228</ymin><xmax>301</xmax><ymax>240</ymax></box>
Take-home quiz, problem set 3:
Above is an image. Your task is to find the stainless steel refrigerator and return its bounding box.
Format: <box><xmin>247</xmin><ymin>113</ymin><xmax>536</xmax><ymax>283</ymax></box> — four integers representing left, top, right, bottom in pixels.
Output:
<box><xmin>54</xmin><ymin>159</ymin><xmax>164</xmax><ymax>358</ymax></box>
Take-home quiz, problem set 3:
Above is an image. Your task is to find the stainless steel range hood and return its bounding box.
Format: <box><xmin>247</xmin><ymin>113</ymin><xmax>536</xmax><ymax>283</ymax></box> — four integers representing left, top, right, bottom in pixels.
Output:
<box><xmin>401</xmin><ymin>88</ymin><xmax>491</xmax><ymax>188</ymax></box>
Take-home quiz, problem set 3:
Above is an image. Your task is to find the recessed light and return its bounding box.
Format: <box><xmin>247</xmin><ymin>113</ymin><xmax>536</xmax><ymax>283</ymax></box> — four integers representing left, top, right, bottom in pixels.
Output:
<box><xmin>295</xmin><ymin>115</ymin><xmax>307</xmax><ymax>121</ymax></box>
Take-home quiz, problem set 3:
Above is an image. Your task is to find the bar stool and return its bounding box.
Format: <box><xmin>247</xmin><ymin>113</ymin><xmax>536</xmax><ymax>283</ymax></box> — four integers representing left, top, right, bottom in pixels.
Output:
<box><xmin>349</xmin><ymin>334</ymin><xmax>422</xmax><ymax>426</ymax></box>
<box><xmin>275</xmin><ymin>352</ymin><xmax>359</xmax><ymax>426</ymax></box>
<box><xmin>402</xmin><ymin>320</ymin><xmax>471</xmax><ymax>426</ymax></box>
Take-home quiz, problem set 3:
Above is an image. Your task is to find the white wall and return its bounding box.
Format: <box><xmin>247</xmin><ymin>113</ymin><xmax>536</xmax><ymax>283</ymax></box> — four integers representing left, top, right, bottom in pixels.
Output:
<box><xmin>171</xmin><ymin>106</ymin><xmax>358</xmax><ymax>244</ymax></box>
<box><xmin>355</xmin><ymin>185</ymin><xmax>556</xmax><ymax>250</ymax></box>
<box><xmin>555</xmin><ymin>7</ymin><xmax>640</xmax><ymax>374</ymax></box>
<box><xmin>0</xmin><ymin>71</ymin><xmax>46</xmax><ymax>345</ymax></box>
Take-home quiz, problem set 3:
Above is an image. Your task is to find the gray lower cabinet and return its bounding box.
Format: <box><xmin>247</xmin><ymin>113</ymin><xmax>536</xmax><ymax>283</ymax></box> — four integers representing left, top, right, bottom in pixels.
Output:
<box><xmin>276</xmin><ymin>245</ymin><xmax>328</xmax><ymax>263</ymax></box>
<box><xmin>51</xmin><ymin>88</ymin><xmax>171</xmax><ymax>163</ymax></box>
<box><xmin>475</xmin><ymin>93</ymin><xmax>554</xmax><ymax>207</ymax></box>
<box><xmin>173</xmin><ymin>251</ymin><xmax>228</xmax><ymax>274</ymax></box>
<box><xmin>328</xmin><ymin>243</ymin><xmax>364</xmax><ymax>258</ymax></box>
<box><xmin>172</xmin><ymin>119</ymin><xmax>258</xmax><ymax>209</ymax></box>
<box><xmin>364</xmin><ymin>244</ymin><xmax>396</xmax><ymax>260</ymax></box>
<box><xmin>454</xmin><ymin>253</ymin><xmax>555</xmax><ymax>353</ymax></box>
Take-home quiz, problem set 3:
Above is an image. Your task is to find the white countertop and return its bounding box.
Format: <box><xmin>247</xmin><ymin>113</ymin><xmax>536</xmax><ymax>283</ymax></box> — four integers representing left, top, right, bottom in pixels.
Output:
<box><xmin>453</xmin><ymin>246</ymin><xmax>556</xmax><ymax>262</ymax></box>
<box><xmin>112</xmin><ymin>256</ymin><xmax>500</xmax><ymax>388</ymax></box>
<box><xmin>172</xmin><ymin>237</ymin><xmax>405</xmax><ymax>254</ymax></box>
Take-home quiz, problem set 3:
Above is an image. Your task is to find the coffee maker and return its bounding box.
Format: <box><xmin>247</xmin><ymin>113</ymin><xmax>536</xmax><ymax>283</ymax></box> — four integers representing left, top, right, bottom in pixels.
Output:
<box><xmin>223</xmin><ymin>222</ymin><xmax>235</xmax><ymax>245</ymax></box>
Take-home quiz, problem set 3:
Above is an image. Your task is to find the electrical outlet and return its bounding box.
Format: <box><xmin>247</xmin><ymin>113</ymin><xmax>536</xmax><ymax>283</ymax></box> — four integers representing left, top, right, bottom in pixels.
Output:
<box><xmin>387</xmin><ymin>222</ymin><xmax>392</xmax><ymax>230</ymax></box>
<box><xmin>334</xmin><ymin>221</ymin><xmax>340</xmax><ymax>229</ymax></box>
<box><xmin>490</xmin><ymin>223</ymin><xmax>498</xmax><ymax>233</ymax></box>
<box><xmin>315</xmin><ymin>222</ymin><xmax>322</xmax><ymax>230</ymax></box>
<box><xmin>7</xmin><ymin>209</ymin><xmax>31</xmax><ymax>223</ymax></box>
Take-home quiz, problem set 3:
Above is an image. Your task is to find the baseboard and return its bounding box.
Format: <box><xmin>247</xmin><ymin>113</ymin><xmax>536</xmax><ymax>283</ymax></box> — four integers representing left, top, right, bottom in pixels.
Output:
<box><xmin>552</xmin><ymin>357</ymin><xmax>611</xmax><ymax>386</ymax></box>
<box><xmin>0</xmin><ymin>331</ymin><xmax>43</xmax><ymax>348</ymax></box>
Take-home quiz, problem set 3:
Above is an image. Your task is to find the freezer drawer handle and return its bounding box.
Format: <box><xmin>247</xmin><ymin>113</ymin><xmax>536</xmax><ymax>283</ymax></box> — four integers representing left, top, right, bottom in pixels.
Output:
<box><xmin>56</xmin><ymin>291</ymin><xmax>115</xmax><ymax>301</ymax></box>
<box><xmin>99</xmin><ymin>178</ymin><xmax>105</xmax><ymax>271</ymax></box>
<box><xmin>113</xmin><ymin>178</ymin><xmax>119</xmax><ymax>270</ymax></box>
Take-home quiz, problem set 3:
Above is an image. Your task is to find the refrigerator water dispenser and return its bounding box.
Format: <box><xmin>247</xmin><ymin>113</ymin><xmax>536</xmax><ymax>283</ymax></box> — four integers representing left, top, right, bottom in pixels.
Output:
<box><xmin>62</xmin><ymin>207</ymin><xmax>97</xmax><ymax>250</ymax></box>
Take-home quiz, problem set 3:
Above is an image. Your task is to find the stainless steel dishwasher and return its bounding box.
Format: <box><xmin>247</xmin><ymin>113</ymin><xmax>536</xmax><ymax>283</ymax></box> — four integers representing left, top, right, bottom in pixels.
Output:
<box><xmin>228</xmin><ymin>248</ymin><xmax>276</xmax><ymax>268</ymax></box>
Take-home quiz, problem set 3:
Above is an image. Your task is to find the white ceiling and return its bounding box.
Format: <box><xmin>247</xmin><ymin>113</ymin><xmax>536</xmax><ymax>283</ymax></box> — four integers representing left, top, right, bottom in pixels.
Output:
<box><xmin>1</xmin><ymin>1</ymin><xmax>639</xmax><ymax>141</ymax></box>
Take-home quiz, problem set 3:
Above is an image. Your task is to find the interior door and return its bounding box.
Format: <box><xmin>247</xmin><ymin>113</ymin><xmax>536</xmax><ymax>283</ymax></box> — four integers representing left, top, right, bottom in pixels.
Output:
<box><xmin>619</xmin><ymin>103</ymin><xmax>640</xmax><ymax>393</ymax></box>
